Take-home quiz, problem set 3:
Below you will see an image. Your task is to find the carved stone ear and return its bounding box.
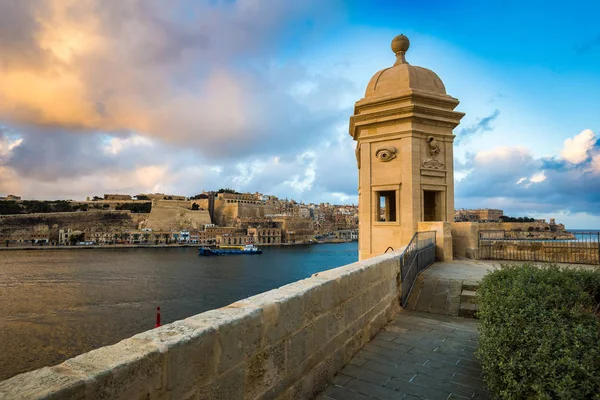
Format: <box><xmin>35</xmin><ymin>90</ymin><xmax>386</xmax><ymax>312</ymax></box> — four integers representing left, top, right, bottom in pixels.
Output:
<box><xmin>375</xmin><ymin>146</ymin><xmax>397</xmax><ymax>162</ymax></box>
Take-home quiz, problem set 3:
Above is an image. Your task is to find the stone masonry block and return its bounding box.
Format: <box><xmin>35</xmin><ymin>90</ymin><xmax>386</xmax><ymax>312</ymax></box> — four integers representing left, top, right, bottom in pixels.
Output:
<box><xmin>313</xmin><ymin>265</ymin><xmax>366</xmax><ymax>305</ymax></box>
<box><xmin>186</xmin><ymin>305</ymin><xmax>264</xmax><ymax>374</ymax></box>
<box><xmin>290</xmin><ymin>315</ymin><xmax>329</xmax><ymax>379</ymax></box>
<box><xmin>324</xmin><ymin>304</ymin><xmax>346</xmax><ymax>343</ymax></box>
<box><xmin>133</xmin><ymin>320</ymin><xmax>218</xmax><ymax>399</ymax></box>
<box><xmin>283</xmin><ymin>353</ymin><xmax>335</xmax><ymax>400</ymax></box>
<box><xmin>236</xmin><ymin>279</ymin><xmax>326</xmax><ymax>345</ymax></box>
<box><xmin>369</xmin><ymin>306</ymin><xmax>392</xmax><ymax>339</ymax></box>
<box><xmin>336</xmin><ymin>271</ymin><xmax>363</xmax><ymax>305</ymax></box>
<box><xmin>344</xmin><ymin>293</ymin><xmax>364</xmax><ymax>327</ymax></box>
<box><xmin>196</xmin><ymin>363</ymin><xmax>245</xmax><ymax>400</ymax></box>
<box><xmin>342</xmin><ymin>329</ymin><xmax>367</xmax><ymax>365</ymax></box>
<box><xmin>315</xmin><ymin>278</ymin><xmax>338</xmax><ymax>311</ymax></box>
<box><xmin>287</xmin><ymin>320</ymin><xmax>316</xmax><ymax>370</ymax></box>
<box><xmin>0</xmin><ymin>366</ymin><xmax>88</xmax><ymax>400</ymax></box>
<box><xmin>367</xmin><ymin>280</ymin><xmax>392</xmax><ymax>311</ymax></box>
<box><xmin>61</xmin><ymin>337</ymin><xmax>165</xmax><ymax>400</ymax></box>
<box><xmin>266</xmin><ymin>292</ymin><xmax>304</xmax><ymax>344</ymax></box>
<box><xmin>245</xmin><ymin>340</ymin><xmax>286</xmax><ymax>399</ymax></box>
<box><xmin>302</xmin><ymin>282</ymin><xmax>324</xmax><ymax>323</ymax></box>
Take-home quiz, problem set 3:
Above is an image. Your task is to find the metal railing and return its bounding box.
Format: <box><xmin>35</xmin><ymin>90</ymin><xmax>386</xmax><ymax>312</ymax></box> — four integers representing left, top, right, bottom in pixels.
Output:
<box><xmin>479</xmin><ymin>230</ymin><xmax>600</xmax><ymax>265</ymax></box>
<box><xmin>399</xmin><ymin>231</ymin><xmax>437</xmax><ymax>307</ymax></box>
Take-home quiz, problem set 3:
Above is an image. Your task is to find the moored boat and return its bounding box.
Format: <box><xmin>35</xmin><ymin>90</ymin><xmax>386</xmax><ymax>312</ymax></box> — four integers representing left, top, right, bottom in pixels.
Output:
<box><xmin>198</xmin><ymin>243</ymin><xmax>263</xmax><ymax>256</ymax></box>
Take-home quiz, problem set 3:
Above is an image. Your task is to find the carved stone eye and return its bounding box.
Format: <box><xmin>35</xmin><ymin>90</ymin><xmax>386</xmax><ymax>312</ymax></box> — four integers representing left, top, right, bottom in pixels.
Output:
<box><xmin>375</xmin><ymin>146</ymin><xmax>397</xmax><ymax>162</ymax></box>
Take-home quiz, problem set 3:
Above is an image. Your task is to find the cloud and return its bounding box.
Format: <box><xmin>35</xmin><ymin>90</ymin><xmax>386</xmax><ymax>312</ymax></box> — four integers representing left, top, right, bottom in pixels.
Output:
<box><xmin>104</xmin><ymin>135</ymin><xmax>154</xmax><ymax>155</ymax></box>
<box><xmin>0</xmin><ymin>127</ymin><xmax>22</xmax><ymax>160</ymax></box>
<box><xmin>560</xmin><ymin>129</ymin><xmax>597</xmax><ymax>164</ymax></box>
<box><xmin>456</xmin><ymin>130</ymin><xmax>600</xmax><ymax>219</ymax></box>
<box><xmin>529</xmin><ymin>170</ymin><xmax>546</xmax><ymax>183</ymax></box>
<box><xmin>0</xmin><ymin>0</ymin><xmax>366</xmax><ymax>204</ymax></box>
<box><xmin>0</xmin><ymin>0</ymin><xmax>351</xmax><ymax>160</ymax></box>
<box><xmin>456</xmin><ymin>109</ymin><xmax>500</xmax><ymax>144</ymax></box>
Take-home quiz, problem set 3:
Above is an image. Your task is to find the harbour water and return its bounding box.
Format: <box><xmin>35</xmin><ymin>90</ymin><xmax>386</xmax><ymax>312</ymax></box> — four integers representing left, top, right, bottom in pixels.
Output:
<box><xmin>0</xmin><ymin>242</ymin><xmax>357</xmax><ymax>381</ymax></box>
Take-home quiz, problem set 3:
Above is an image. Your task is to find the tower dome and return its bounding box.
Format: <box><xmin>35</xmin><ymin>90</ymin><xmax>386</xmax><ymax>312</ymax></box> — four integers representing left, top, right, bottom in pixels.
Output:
<box><xmin>364</xmin><ymin>34</ymin><xmax>446</xmax><ymax>98</ymax></box>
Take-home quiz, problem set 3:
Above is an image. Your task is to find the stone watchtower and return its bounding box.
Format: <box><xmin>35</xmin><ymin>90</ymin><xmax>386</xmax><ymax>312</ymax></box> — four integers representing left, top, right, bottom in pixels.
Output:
<box><xmin>350</xmin><ymin>35</ymin><xmax>464</xmax><ymax>260</ymax></box>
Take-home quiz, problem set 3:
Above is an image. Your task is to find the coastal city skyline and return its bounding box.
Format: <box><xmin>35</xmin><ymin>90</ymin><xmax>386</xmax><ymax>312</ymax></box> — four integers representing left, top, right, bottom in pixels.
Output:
<box><xmin>0</xmin><ymin>0</ymin><xmax>599</xmax><ymax>229</ymax></box>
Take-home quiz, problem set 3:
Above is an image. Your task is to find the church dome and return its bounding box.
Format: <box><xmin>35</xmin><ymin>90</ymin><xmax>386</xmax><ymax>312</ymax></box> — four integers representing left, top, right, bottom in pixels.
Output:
<box><xmin>364</xmin><ymin>35</ymin><xmax>446</xmax><ymax>98</ymax></box>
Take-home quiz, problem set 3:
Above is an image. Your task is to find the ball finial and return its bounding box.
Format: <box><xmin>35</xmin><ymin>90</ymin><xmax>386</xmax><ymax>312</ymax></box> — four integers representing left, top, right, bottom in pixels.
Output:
<box><xmin>391</xmin><ymin>34</ymin><xmax>410</xmax><ymax>54</ymax></box>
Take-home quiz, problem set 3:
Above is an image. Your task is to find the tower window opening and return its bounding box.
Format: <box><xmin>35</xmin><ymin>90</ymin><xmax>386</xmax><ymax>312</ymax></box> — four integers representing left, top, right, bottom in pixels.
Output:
<box><xmin>376</xmin><ymin>191</ymin><xmax>396</xmax><ymax>222</ymax></box>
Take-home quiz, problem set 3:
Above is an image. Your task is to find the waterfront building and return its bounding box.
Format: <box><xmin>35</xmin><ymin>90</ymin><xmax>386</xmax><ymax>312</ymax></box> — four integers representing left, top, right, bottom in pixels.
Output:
<box><xmin>455</xmin><ymin>208</ymin><xmax>504</xmax><ymax>222</ymax></box>
<box><xmin>58</xmin><ymin>228</ymin><xmax>73</xmax><ymax>245</ymax></box>
<box><xmin>178</xmin><ymin>230</ymin><xmax>190</xmax><ymax>243</ymax></box>
<box><xmin>334</xmin><ymin>229</ymin><xmax>358</xmax><ymax>241</ymax></box>
<box><xmin>272</xmin><ymin>216</ymin><xmax>315</xmax><ymax>244</ymax></box>
<box><xmin>216</xmin><ymin>233</ymin><xmax>253</xmax><ymax>246</ymax></box>
<box><xmin>247</xmin><ymin>227</ymin><xmax>282</xmax><ymax>245</ymax></box>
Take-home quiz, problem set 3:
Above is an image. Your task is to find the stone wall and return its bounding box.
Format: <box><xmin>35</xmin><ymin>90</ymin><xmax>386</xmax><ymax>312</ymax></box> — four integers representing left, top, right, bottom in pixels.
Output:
<box><xmin>0</xmin><ymin>211</ymin><xmax>144</xmax><ymax>237</ymax></box>
<box><xmin>214</xmin><ymin>202</ymin><xmax>266</xmax><ymax>227</ymax></box>
<box><xmin>142</xmin><ymin>201</ymin><xmax>211</xmax><ymax>231</ymax></box>
<box><xmin>451</xmin><ymin>221</ymin><xmax>574</xmax><ymax>259</ymax></box>
<box><xmin>0</xmin><ymin>252</ymin><xmax>404</xmax><ymax>399</ymax></box>
<box><xmin>479</xmin><ymin>240</ymin><xmax>599</xmax><ymax>265</ymax></box>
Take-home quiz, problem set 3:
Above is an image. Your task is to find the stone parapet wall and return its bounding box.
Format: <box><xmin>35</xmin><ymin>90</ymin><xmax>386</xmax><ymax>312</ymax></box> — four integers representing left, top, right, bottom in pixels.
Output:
<box><xmin>0</xmin><ymin>252</ymin><xmax>403</xmax><ymax>399</ymax></box>
<box><xmin>451</xmin><ymin>222</ymin><xmax>573</xmax><ymax>259</ymax></box>
<box><xmin>480</xmin><ymin>240</ymin><xmax>599</xmax><ymax>265</ymax></box>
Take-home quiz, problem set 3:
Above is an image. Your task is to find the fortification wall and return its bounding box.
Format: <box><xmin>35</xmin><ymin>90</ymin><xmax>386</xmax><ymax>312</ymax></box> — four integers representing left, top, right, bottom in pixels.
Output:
<box><xmin>215</xmin><ymin>202</ymin><xmax>266</xmax><ymax>226</ymax></box>
<box><xmin>0</xmin><ymin>251</ymin><xmax>403</xmax><ymax>399</ymax></box>
<box><xmin>0</xmin><ymin>211</ymin><xmax>144</xmax><ymax>235</ymax></box>
<box><xmin>143</xmin><ymin>202</ymin><xmax>211</xmax><ymax>231</ymax></box>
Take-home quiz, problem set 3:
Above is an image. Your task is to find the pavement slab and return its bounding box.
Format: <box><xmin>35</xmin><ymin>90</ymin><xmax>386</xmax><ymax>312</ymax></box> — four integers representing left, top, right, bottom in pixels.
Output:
<box><xmin>315</xmin><ymin>310</ymin><xmax>491</xmax><ymax>400</ymax></box>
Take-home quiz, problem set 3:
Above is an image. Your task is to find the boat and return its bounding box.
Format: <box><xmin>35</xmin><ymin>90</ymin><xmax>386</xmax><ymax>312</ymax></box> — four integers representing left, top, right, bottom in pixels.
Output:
<box><xmin>198</xmin><ymin>243</ymin><xmax>263</xmax><ymax>256</ymax></box>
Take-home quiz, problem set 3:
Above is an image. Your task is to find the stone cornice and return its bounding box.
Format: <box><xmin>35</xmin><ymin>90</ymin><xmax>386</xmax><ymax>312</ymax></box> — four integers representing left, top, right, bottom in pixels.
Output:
<box><xmin>357</xmin><ymin>130</ymin><xmax>456</xmax><ymax>143</ymax></box>
<box><xmin>354</xmin><ymin>90</ymin><xmax>460</xmax><ymax>112</ymax></box>
<box><xmin>349</xmin><ymin>104</ymin><xmax>464</xmax><ymax>139</ymax></box>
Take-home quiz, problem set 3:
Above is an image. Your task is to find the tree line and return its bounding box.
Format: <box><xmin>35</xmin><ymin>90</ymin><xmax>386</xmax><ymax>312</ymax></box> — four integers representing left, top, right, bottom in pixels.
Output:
<box><xmin>0</xmin><ymin>200</ymin><xmax>151</xmax><ymax>215</ymax></box>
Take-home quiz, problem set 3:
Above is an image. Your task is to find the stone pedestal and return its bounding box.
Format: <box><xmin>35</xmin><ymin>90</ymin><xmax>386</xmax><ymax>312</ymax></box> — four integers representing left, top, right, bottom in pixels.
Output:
<box><xmin>418</xmin><ymin>221</ymin><xmax>453</xmax><ymax>262</ymax></box>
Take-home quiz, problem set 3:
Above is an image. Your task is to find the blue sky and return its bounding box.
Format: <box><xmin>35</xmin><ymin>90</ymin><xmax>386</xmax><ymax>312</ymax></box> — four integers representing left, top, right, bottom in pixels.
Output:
<box><xmin>0</xmin><ymin>0</ymin><xmax>598</xmax><ymax>228</ymax></box>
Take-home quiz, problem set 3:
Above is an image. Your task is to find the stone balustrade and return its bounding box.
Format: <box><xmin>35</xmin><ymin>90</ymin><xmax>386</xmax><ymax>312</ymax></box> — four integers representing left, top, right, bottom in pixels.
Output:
<box><xmin>0</xmin><ymin>250</ymin><xmax>404</xmax><ymax>399</ymax></box>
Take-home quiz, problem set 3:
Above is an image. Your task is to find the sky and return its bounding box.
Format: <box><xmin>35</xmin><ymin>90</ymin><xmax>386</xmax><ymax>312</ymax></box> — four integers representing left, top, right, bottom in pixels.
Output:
<box><xmin>0</xmin><ymin>0</ymin><xmax>599</xmax><ymax>228</ymax></box>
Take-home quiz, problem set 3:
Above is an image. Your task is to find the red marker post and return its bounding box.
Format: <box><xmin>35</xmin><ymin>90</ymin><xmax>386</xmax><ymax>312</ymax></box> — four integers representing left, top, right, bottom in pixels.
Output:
<box><xmin>155</xmin><ymin>306</ymin><xmax>161</xmax><ymax>328</ymax></box>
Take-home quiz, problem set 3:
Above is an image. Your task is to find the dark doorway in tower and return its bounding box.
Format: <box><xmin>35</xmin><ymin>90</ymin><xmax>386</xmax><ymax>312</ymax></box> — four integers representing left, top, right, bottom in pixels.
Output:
<box><xmin>423</xmin><ymin>190</ymin><xmax>442</xmax><ymax>221</ymax></box>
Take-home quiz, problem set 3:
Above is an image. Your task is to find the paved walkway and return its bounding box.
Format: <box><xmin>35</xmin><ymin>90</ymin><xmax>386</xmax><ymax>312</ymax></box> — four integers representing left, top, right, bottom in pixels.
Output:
<box><xmin>316</xmin><ymin>311</ymin><xmax>490</xmax><ymax>400</ymax></box>
<box><xmin>316</xmin><ymin>259</ymin><xmax>597</xmax><ymax>400</ymax></box>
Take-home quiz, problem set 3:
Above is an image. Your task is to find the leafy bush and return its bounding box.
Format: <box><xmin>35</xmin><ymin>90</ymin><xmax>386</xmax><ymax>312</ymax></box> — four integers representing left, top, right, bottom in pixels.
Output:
<box><xmin>477</xmin><ymin>264</ymin><xmax>600</xmax><ymax>399</ymax></box>
<box><xmin>115</xmin><ymin>202</ymin><xmax>152</xmax><ymax>213</ymax></box>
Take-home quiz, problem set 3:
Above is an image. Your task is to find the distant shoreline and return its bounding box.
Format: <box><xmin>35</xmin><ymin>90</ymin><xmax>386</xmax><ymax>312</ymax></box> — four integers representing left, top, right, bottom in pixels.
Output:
<box><xmin>0</xmin><ymin>240</ymin><xmax>356</xmax><ymax>251</ymax></box>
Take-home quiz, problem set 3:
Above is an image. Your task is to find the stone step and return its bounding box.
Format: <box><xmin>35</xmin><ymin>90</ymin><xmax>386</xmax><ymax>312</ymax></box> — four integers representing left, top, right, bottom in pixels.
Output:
<box><xmin>460</xmin><ymin>289</ymin><xmax>478</xmax><ymax>304</ymax></box>
<box><xmin>462</xmin><ymin>281</ymin><xmax>480</xmax><ymax>292</ymax></box>
<box><xmin>459</xmin><ymin>302</ymin><xmax>478</xmax><ymax>318</ymax></box>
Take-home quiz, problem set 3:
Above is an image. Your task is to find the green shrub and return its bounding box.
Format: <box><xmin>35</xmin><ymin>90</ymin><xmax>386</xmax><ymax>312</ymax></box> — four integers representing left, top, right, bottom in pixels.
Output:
<box><xmin>477</xmin><ymin>264</ymin><xmax>600</xmax><ymax>399</ymax></box>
